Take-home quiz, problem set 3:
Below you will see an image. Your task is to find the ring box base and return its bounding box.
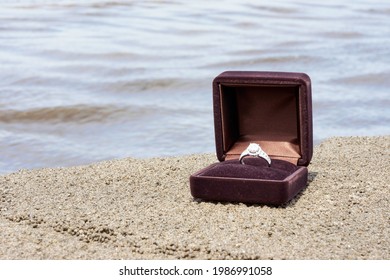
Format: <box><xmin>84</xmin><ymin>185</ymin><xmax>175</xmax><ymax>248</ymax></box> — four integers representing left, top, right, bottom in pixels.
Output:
<box><xmin>190</xmin><ymin>159</ymin><xmax>308</xmax><ymax>205</ymax></box>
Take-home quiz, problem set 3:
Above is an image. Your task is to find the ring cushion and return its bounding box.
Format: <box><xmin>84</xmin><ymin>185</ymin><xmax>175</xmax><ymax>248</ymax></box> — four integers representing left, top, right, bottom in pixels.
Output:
<box><xmin>201</xmin><ymin>159</ymin><xmax>299</xmax><ymax>180</ymax></box>
<box><xmin>190</xmin><ymin>71</ymin><xmax>313</xmax><ymax>205</ymax></box>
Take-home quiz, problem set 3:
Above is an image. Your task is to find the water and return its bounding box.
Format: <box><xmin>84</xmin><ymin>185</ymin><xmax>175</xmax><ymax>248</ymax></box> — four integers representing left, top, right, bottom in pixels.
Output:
<box><xmin>1</xmin><ymin>0</ymin><xmax>389</xmax><ymax>174</ymax></box>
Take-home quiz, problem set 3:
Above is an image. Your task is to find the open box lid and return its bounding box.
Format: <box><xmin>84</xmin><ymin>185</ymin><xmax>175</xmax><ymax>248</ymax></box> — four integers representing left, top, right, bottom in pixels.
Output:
<box><xmin>213</xmin><ymin>71</ymin><xmax>313</xmax><ymax>166</ymax></box>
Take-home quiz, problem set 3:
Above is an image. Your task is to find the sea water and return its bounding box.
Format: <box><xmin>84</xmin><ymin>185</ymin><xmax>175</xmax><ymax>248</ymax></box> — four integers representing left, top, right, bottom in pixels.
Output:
<box><xmin>1</xmin><ymin>0</ymin><xmax>389</xmax><ymax>174</ymax></box>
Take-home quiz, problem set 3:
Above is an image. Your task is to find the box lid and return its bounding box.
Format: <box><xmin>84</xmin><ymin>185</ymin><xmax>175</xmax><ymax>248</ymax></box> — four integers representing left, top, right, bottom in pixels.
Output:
<box><xmin>213</xmin><ymin>71</ymin><xmax>313</xmax><ymax>166</ymax></box>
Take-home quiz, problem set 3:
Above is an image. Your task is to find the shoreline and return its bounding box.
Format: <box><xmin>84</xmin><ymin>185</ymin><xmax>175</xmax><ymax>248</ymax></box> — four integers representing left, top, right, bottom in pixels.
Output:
<box><xmin>1</xmin><ymin>135</ymin><xmax>389</xmax><ymax>259</ymax></box>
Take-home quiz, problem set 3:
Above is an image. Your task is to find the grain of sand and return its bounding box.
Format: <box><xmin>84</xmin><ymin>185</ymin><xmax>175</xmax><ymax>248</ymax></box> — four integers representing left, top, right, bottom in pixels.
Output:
<box><xmin>0</xmin><ymin>136</ymin><xmax>389</xmax><ymax>259</ymax></box>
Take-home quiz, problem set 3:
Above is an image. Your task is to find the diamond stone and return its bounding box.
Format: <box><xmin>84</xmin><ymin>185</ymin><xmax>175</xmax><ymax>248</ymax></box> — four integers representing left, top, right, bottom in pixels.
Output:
<box><xmin>248</xmin><ymin>143</ymin><xmax>260</xmax><ymax>154</ymax></box>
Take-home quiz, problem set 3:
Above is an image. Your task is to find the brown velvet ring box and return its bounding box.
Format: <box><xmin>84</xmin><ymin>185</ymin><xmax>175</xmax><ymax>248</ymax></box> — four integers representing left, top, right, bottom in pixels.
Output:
<box><xmin>190</xmin><ymin>71</ymin><xmax>313</xmax><ymax>205</ymax></box>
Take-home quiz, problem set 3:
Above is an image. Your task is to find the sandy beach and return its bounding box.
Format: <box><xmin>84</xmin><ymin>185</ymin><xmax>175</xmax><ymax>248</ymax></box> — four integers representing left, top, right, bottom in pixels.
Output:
<box><xmin>0</xmin><ymin>136</ymin><xmax>389</xmax><ymax>259</ymax></box>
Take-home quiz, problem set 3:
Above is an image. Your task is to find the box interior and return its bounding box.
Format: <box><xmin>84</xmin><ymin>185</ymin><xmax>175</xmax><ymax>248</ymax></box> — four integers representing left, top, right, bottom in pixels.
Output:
<box><xmin>219</xmin><ymin>84</ymin><xmax>302</xmax><ymax>164</ymax></box>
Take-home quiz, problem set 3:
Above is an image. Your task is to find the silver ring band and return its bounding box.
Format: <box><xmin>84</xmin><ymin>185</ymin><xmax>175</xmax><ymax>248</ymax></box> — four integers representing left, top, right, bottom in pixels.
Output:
<box><xmin>239</xmin><ymin>143</ymin><xmax>271</xmax><ymax>166</ymax></box>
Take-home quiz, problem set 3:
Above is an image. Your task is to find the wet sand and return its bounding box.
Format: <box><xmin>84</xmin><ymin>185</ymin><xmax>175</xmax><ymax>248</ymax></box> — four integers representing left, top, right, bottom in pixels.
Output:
<box><xmin>0</xmin><ymin>136</ymin><xmax>389</xmax><ymax>259</ymax></box>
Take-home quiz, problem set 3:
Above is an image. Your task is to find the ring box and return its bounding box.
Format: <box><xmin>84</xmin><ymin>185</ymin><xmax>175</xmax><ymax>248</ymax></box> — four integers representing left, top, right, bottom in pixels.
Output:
<box><xmin>190</xmin><ymin>71</ymin><xmax>313</xmax><ymax>205</ymax></box>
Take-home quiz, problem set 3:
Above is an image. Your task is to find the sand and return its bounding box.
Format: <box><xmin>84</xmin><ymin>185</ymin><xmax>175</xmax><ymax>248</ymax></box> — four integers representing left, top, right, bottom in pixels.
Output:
<box><xmin>0</xmin><ymin>136</ymin><xmax>389</xmax><ymax>260</ymax></box>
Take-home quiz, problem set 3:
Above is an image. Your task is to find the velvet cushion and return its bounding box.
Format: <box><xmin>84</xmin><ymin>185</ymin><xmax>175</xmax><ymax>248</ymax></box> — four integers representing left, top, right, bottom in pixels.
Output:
<box><xmin>200</xmin><ymin>158</ymin><xmax>299</xmax><ymax>181</ymax></box>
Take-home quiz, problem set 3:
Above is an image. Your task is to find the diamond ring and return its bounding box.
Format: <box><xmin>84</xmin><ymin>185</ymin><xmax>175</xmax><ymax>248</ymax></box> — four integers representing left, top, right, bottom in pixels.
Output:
<box><xmin>239</xmin><ymin>143</ymin><xmax>271</xmax><ymax>166</ymax></box>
